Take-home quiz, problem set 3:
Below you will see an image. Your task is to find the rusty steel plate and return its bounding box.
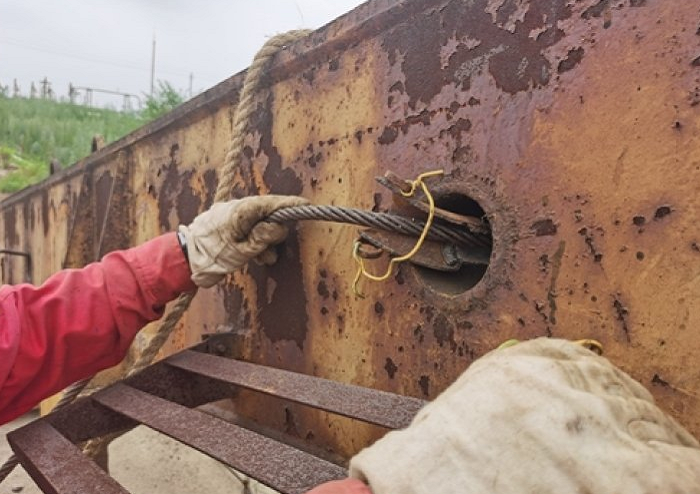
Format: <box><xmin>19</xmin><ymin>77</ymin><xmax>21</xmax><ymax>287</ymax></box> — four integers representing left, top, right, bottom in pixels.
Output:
<box><xmin>1</xmin><ymin>0</ymin><xmax>700</xmax><ymax>457</ymax></box>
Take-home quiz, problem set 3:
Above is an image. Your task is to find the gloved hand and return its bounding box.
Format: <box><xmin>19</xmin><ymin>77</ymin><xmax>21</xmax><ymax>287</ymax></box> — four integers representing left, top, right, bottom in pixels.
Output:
<box><xmin>179</xmin><ymin>195</ymin><xmax>308</xmax><ymax>287</ymax></box>
<box><xmin>348</xmin><ymin>338</ymin><xmax>700</xmax><ymax>494</ymax></box>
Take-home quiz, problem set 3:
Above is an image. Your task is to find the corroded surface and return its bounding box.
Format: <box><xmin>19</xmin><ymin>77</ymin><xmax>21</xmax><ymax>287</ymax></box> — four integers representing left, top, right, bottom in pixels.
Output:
<box><xmin>2</xmin><ymin>0</ymin><xmax>700</xmax><ymax>458</ymax></box>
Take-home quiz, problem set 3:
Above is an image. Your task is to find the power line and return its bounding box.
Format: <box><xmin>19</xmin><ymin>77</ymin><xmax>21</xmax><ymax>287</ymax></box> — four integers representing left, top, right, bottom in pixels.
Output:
<box><xmin>0</xmin><ymin>37</ymin><xmax>196</xmax><ymax>78</ymax></box>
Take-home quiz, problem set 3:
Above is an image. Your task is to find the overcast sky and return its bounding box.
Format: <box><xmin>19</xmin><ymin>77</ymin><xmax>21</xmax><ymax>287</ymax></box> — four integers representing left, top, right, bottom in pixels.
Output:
<box><xmin>0</xmin><ymin>0</ymin><xmax>365</xmax><ymax>108</ymax></box>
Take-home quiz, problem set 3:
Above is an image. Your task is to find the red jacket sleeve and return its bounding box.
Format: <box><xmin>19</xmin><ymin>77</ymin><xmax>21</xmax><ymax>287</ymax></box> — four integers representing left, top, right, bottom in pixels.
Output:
<box><xmin>304</xmin><ymin>479</ymin><xmax>372</xmax><ymax>494</ymax></box>
<box><xmin>0</xmin><ymin>233</ymin><xmax>196</xmax><ymax>423</ymax></box>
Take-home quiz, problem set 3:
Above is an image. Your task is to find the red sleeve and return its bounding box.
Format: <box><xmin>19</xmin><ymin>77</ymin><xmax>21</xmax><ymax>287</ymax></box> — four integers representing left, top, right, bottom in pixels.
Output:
<box><xmin>0</xmin><ymin>233</ymin><xmax>196</xmax><ymax>423</ymax></box>
<box><xmin>305</xmin><ymin>479</ymin><xmax>372</xmax><ymax>494</ymax></box>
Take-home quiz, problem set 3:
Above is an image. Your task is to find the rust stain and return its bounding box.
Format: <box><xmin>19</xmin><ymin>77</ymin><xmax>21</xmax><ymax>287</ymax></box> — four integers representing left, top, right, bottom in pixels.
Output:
<box><xmin>202</xmin><ymin>169</ymin><xmax>218</xmax><ymax>208</ymax></box>
<box><xmin>547</xmin><ymin>241</ymin><xmax>566</xmax><ymax>325</ymax></box>
<box><xmin>613</xmin><ymin>294</ymin><xmax>631</xmax><ymax>343</ymax></box>
<box><xmin>531</xmin><ymin>219</ymin><xmax>558</xmax><ymax>237</ymax></box>
<box><xmin>557</xmin><ymin>47</ymin><xmax>585</xmax><ymax>73</ymax></box>
<box><xmin>418</xmin><ymin>375</ymin><xmax>430</xmax><ymax>397</ymax></box>
<box><xmin>156</xmin><ymin>143</ymin><xmax>201</xmax><ymax>229</ymax></box>
<box><xmin>654</xmin><ymin>205</ymin><xmax>672</xmax><ymax>220</ymax></box>
<box><xmin>432</xmin><ymin>313</ymin><xmax>457</xmax><ymax>352</ymax></box>
<box><xmin>382</xmin><ymin>0</ymin><xmax>572</xmax><ymax>103</ymax></box>
<box><xmin>259</xmin><ymin>92</ymin><xmax>304</xmax><ymax>196</ymax></box>
<box><xmin>94</xmin><ymin>171</ymin><xmax>114</xmax><ymax>238</ymax></box>
<box><xmin>384</xmin><ymin>357</ymin><xmax>398</xmax><ymax>379</ymax></box>
<box><xmin>254</xmin><ymin>228</ymin><xmax>309</xmax><ymax>349</ymax></box>
<box><xmin>3</xmin><ymin>208</ymin><xmax>18</xmax><ymax>247</ymax></box>
<box><xmin>40</xmin><ymin>189</ymin><xmax>50</xmax><ymax>236</ymax></box>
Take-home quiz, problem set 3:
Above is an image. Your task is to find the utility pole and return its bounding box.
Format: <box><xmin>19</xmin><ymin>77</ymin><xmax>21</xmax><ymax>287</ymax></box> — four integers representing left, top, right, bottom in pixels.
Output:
<box><xmin>40</xmin><ymin>77</ymin><xmax>50</xmax><ymax>99</ymax></box>
<box><xmin>150</xmin><ymin>36</ymin><xmax>156</xmax><ymax>97</ymax></box>
<box><xmin>189</xmin><ymin>73</ymin><xmax>193</xmax><ymax>98</ymax></box>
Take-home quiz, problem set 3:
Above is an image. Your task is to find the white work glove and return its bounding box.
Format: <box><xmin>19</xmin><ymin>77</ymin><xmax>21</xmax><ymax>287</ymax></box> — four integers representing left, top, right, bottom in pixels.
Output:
<box><xmin>179</xmin><ymin>195</ymin><xmax>308</xmax><ymax>288</ymax></box>
<box><xmin>349</xmin><ymin>338</ymin><xmax>700</xmax><ymax>494</ymax></box>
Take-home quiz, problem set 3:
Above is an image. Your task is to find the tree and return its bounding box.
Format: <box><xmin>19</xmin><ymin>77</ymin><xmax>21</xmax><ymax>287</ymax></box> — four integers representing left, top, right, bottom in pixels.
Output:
<box><xmin>141</xmin><ymin>80</ymin><xmax>185</xmax><ymax>120</ymax></box>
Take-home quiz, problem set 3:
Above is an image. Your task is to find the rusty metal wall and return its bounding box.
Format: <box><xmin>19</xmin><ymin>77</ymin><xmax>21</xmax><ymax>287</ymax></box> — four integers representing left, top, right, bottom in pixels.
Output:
<box><xmin>2</xmin><ymin>0</ymin><xmax>700</xmax><ymax>459</ymax></box>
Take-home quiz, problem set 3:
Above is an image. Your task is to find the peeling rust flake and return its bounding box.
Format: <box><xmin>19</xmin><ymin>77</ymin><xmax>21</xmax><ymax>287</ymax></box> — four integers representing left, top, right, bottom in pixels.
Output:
<box><xmin>382</xmin><ymin>0</ymin><xmax>572</xmax><ymax>102</ymax></box>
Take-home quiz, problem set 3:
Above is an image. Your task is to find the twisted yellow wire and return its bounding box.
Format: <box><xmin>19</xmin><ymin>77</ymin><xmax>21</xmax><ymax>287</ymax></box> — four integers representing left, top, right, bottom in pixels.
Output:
<box><xmin>352</xmin><ymin>169</ymin><xmax>444</xmax><ymax>297</ymax></box>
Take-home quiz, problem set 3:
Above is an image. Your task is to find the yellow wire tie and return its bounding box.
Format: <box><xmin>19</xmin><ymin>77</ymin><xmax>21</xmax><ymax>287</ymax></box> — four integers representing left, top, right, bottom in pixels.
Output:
<box><xmin>497</xmin><ymin>339</ymin><xmax>520</xmax><ymax>350</ymax></box>
<box><xmin>574</xmin><ymin>338</ymin><xmax>604</xmax><ymax>355</ymax></box>
<box><xmin>352</xmin><ymin>169</ymin><xmax>444</xmax><ymax>297</ymax></box>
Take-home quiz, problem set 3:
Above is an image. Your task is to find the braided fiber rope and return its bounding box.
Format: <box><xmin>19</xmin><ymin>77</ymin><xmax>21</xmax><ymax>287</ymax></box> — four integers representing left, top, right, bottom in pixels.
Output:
<box><xmin>81</xmin><ymin>29</ymin><xmax>311</xmax><ymax>459</ymax></box>
<box><xmin>216</xmin><ymin>30</ymin><xmax>311</xmax><ymax>203</ymax></box>
<box><xmin>0</xmin><ymin>29</ymin><xmax>311</xmax><ymax>481</ymax></box>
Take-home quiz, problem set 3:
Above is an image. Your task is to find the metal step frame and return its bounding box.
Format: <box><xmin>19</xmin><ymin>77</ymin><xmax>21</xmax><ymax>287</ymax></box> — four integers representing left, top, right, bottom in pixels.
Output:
<box><xmin>8</xmin><ymin>334</ymin><xmax>426</xmax><ymax>494</ymax></box>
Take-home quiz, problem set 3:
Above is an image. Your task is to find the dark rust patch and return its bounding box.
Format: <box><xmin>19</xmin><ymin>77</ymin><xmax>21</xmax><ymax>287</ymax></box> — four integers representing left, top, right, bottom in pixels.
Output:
<box><xmin>157</xmin><ymin>144</ymin><xmax>179</xmax><ymax>230</ymax></box>
<box><xmin>317</xmin><ymin>280</ymin><xmax>330</xmax><ymax>300</ymax></box>
<box><xmin>582</xmin><ymin>0</ymin><xmax>610</xmax><ymax>19</ymax></box>
<box><xmin>256</xmin><ymin>94</ymin><xmax>303</xmax><ymax>196</ymax></box>
<box><xmin>651</xmin><ymin>373</ymin><xmax>670</xmax><ymax>387</ymax></box>
<box><xmin>578</xmin><ymin>227</ymin><xmax>602</xmax><ymax>262</ymax></box>
<box><xmin>176</xmin><ymin>173</ymin><xmax>201</xmax><ymax>225</ymax></box>
<box><xmin>255</xmin><ymin>228</ymin><xmax>309</xmax><ymax>349</ymax></box>
<box><xmin>632</xmin><ymin>215</ymin><xmax>645</xmax><ymax>226</ymax></box>
<box><xmin>202</xmin><ymin>169</ymin><xmax>218</xmax><ymax>208</ymax></box>
<box><xmin>94</xmin><ymin>171</ymin><xmax>114</xmax><ymax>239</ymax></box>
<box><xmin>557</xmin><ymin>47</ymin><xmax>585</xmax><ymax>74</ymax></box>
<box><xmin>3</xmin><ymin>208</ymin><xmax>18</xmax><ymax>247</ymax></box>
<box><xmin>378</xmin><ymin>126</ymin><xmax>399</xmax><ymax>145</ymax></box>
<box><xmin>433</xmin><ymin>314</ymin><xmax>457</xmax><ymax>352</ymax></box>
<box><xmin>41</xmin><ymin>189</ymin><xmax>50</xmax><ymax>236</ymax></box>
<box><xmin>382</xmin><ymin>0</ymin><xmax>572</xmax><ymax>102</ymax></box>
<box><xmin>418</xmin><ymin>375</ymin><xmax>430</xmax><ymax>397</ymax></box>
<box><xmin>98</xmin><ymin>150</ymin><xmax>136</xmax><ymax>255</ymax></box>
<box><xmin>444</xmin><ymin>118</ymin><xmax>472</xmax><ymax>140</ymax></box>
<box><xmin>547</xmin><ymin>241</ymin><xmax>566</xmax><ymax>325</ymax></box>
<box><xmin>532</xmin><ymin>219</ymin><xmax>558</xmax><ymax>237</ymax></box>
<box><xmin>157</xmin><ymin>146</ymin><xmax>200</xmax><ymax>230</ymax></box>
<box><xmin>22</xmin><ymin>200</ymin><xmax>31</xmax><ymax>241</ymax></box>
<box><xmin>654</xmin><ymin>205</ymin><xmax>672</xmax><ymax>220</ymax></box>
<box><xmin>413</xmin><ymin>325</ymin><xmax>425</xmax><ymax>343</ymax></box>
<box><xmin>613</xmin><ymin>294</ymin><xmax>631</xmax><ymax>342</ymax></box>
<box><xmin>222</xmin><ymin>284</ymin><xmax>251</xmax><ymax>332</ymax></box>
<box><xmin>384</xmin><ymin>358</ymin><xmax>398</xmax><ymax>379</ymax></box>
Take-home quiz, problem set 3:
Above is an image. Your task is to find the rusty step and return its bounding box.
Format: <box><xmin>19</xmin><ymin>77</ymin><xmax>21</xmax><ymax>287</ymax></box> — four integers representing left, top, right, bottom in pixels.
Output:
<box><xmin>166</xmin><ymin>350</ymin><xmax>425</xmax><ymax>429</ymax></box>
<box><xmin>93</xmin><ymin>383</ymin><xmax>346</xmax><ymax>494</ymax></box>
<box><xmin>7</xmin><ymin>337</ymin><xmax>427</xmax><ymax>494</ymax></box>
<box><xmin>9</xmin><ymin>421</ymin><xmax>129</xmax><ymax>494</ymax></box>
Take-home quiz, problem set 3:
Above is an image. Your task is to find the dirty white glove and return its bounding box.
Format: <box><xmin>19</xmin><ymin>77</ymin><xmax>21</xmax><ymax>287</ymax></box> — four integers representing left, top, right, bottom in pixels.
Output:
<box><xmin>349</xmin><ymin>338</ymin><xmax>700</xmax><ymax>494</ymax></box>
<box><xmin>179</xmin><ymin>195</ymin><xmax>308</xmax><ymax>288</ymax></box>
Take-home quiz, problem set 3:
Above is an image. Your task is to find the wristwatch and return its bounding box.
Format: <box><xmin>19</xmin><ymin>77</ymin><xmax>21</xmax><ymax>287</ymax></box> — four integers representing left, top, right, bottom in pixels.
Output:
<box><xmin>176</xmin><ymin>230</ymin><xmax>189</xmax><ymax>263</ymax></box>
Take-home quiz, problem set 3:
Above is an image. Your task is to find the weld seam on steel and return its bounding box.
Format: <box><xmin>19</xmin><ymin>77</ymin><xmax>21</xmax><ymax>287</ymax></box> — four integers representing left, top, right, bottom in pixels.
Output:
<box><xmin>267</xmin><ymin>205</ymin><xmax>490</xmax><ymax>248</ymax></box>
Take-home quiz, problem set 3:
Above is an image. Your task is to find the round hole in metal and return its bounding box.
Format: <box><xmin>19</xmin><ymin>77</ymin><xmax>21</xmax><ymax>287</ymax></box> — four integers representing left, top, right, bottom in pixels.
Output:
<box><xmin>414</xmin><ymin>193</ymin><xmax>492</xmax><ymax>295</ymax></box>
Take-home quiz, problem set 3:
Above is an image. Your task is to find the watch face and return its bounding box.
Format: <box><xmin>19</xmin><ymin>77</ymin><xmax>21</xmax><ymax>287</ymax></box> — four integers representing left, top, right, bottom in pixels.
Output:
<box><xmin>177</xmin><ymin>231</ymin><xmax>189</xmax><ymax>261</ymax></box>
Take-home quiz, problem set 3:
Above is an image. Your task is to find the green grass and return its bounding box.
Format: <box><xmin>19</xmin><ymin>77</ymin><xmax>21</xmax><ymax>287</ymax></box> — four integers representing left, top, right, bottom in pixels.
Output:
<box><xmin>0</xmin><ymin>96</ymin><xmax>145</xmax><ymax>193</ymax></box>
